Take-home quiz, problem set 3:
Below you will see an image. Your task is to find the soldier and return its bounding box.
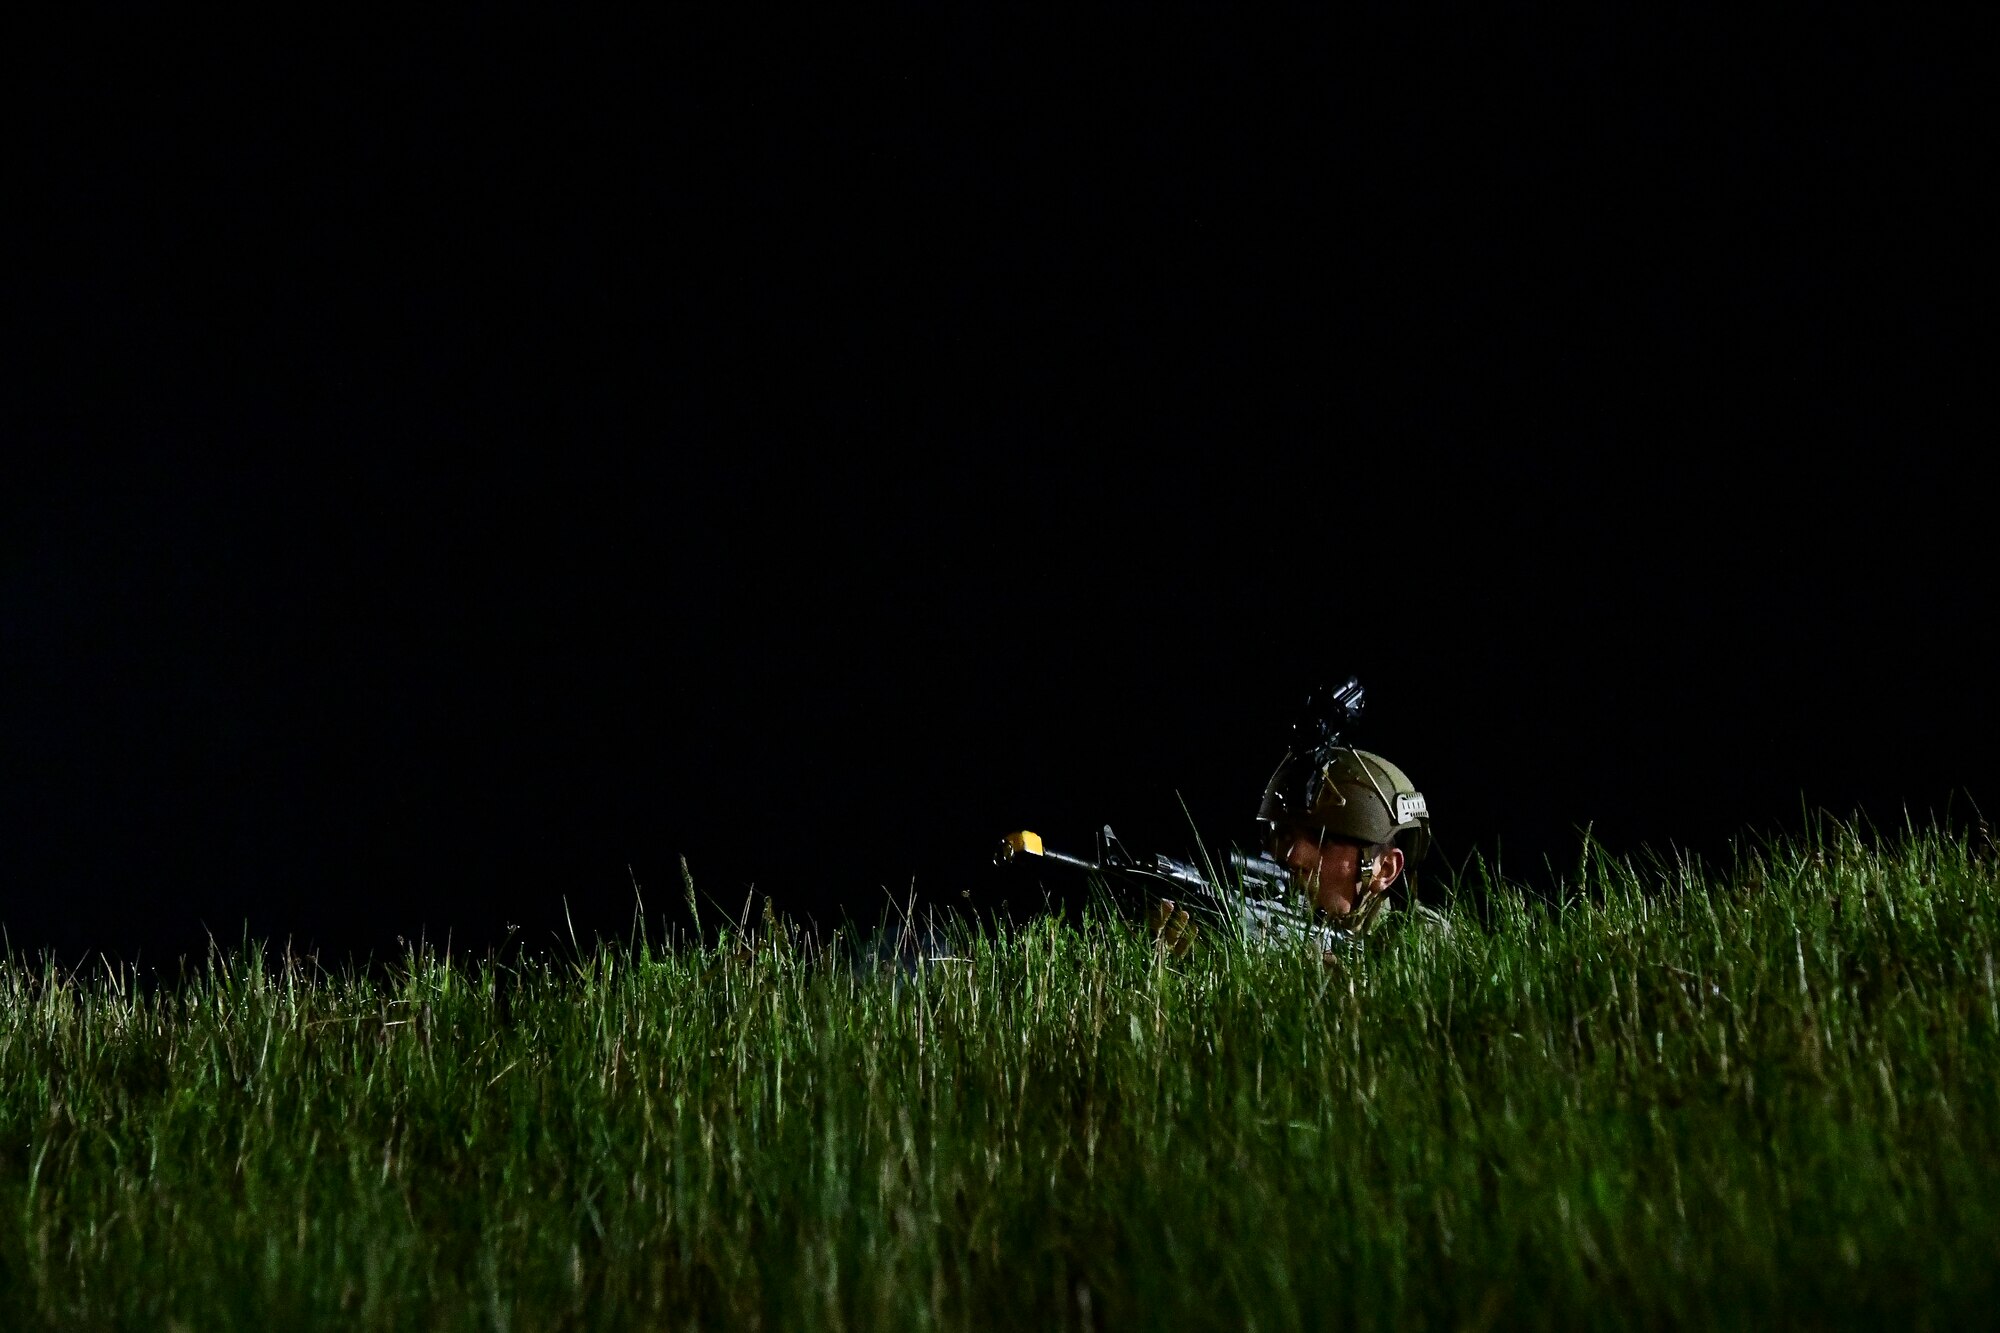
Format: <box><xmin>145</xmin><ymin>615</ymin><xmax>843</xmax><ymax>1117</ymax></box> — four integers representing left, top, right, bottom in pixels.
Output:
<box><xmin>1148</xmin><ymin>742</ymin><xmax>1443</xmax><ymax>954</ymax></box>
<box><xmin>1254</xmin><ymin>745</ymin><xmax>1442</xmax><ymax>939</ymax></box>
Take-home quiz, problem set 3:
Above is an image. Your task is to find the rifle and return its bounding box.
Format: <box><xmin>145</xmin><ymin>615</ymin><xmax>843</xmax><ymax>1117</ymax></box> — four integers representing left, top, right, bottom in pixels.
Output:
<box><xmin>992</xmin><ymin>825</ymin><xmax>1364</xmax><ymax>956</ymax></box>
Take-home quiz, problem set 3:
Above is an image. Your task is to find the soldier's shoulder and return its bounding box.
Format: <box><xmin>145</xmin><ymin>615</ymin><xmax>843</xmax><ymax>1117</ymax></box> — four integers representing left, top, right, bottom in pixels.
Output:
<box><xmin>1368</xmin><ymin>900</ymin><xmax>1453</xmax><ymax>940</ymax></box>
<box><xmin>1407</xmin><ymin>902</ymin><xmax>1453</xmax><ymax>936</ymax></box>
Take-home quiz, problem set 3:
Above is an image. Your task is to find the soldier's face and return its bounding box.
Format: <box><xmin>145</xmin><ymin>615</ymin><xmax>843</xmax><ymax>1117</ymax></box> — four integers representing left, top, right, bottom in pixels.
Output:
<box><xmin>1272</xmin><ymin>827</ymin><xmax>1404</xmax><ymax>917</ymax></box>
<box><xmin>1273</xmin><ymin>828</ymin><xmax>1369</xmax><ymax>916</ymax></box>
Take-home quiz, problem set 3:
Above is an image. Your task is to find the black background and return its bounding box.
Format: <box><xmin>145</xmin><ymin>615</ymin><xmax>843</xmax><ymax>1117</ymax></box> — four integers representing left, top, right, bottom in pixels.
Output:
<box><xmin>7</xmin><ymin>11</ymin><xmax>1988</xmax><ymax>962</ymax></box>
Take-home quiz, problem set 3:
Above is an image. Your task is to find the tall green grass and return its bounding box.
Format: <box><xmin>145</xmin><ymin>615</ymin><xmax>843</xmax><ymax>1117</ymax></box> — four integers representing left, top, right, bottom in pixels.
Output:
<box><xmin>4</xmin><ymin>820</ymin><xmax>1998</xmax><ymax>1329</ymax></box>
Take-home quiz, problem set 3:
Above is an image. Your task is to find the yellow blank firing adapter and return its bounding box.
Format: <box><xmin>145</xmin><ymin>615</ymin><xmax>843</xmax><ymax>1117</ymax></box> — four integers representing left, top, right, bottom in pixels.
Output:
<box><xmin>997</xmin><ymin>830</ymin><xmax>1045</xmax><ymax>861</ymax></box>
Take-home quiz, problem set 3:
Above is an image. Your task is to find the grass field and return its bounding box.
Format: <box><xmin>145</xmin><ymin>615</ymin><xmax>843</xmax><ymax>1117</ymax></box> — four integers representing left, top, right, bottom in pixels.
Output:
<box><xmin>4</xmin><ymin>819</ymin><xmax>1998</xmax><ymax>1330</ymax></box>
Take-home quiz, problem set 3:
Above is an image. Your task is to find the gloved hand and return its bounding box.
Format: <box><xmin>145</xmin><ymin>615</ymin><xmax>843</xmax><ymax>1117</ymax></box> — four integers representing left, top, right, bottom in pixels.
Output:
<box><xmin>1147</xmin><ymin>898</ymin><xmax>1194</xmax><ymax>958</ymax></box>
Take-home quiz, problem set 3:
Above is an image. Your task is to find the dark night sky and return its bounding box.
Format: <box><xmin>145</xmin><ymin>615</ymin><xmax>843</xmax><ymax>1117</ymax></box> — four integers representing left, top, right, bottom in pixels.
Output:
<box><xmin>7</xmin><ymin>12</ymin><xmax>1988</xmax><ymax>961</ymax></box>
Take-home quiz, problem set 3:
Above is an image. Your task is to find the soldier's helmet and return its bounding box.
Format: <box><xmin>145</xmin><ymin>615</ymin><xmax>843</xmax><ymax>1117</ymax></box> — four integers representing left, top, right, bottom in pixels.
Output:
<box><xmin>1256</xmin><ymin>746</ymin><xmax>1432</xmax><ymax>869</ymax></box>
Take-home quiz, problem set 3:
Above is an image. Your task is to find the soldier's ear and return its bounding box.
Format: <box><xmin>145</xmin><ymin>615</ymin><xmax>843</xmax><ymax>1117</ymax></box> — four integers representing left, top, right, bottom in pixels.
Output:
<box><xmin>1373</xmin><ymin>846</ymin><xmax>1405</xmax><ymax>891</ymax></box>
